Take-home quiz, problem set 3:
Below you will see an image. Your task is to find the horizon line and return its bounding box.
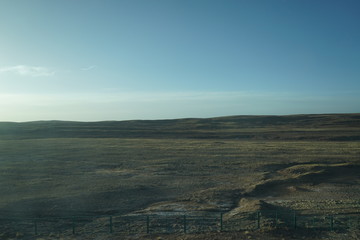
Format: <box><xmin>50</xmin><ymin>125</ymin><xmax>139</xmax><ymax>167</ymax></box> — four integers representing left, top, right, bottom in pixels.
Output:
<box><xmin>1</xmin><ymin>112</ymin><xmax>359</xmax><ymax>124</ymax></box>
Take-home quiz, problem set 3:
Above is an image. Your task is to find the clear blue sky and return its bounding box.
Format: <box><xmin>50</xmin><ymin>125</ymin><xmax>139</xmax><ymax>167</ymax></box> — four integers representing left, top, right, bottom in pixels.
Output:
<box><xmin>0</xmin><ymin>0</ymin><xmax>359</xmax><ymax>121</ymax></box>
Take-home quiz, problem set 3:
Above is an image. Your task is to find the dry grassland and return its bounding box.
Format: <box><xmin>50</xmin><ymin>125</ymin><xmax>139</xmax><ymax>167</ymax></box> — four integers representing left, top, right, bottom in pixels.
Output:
<box><xmin>0</xmin><ymin>114</ymin><xmax>359</xmax><ymax>239</ymax></box>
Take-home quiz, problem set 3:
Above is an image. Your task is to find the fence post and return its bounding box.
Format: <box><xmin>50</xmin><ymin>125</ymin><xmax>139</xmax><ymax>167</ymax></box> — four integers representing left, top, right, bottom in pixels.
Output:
<box><xmin>34</xmin><ymin>220</ymin><xmax>38</xmax><ymax>235</ymax></box>
<box><xmin>312</xmin><ymin>217</ymin><xmax>315</xmax><ymax>228</ymax></box>
<box><xmin>257</xmin><ymin>211</ymin><xmax>261</xmax><ymax>229</ymax></box>
<box><xmin>220</xmin><ymin>212</ymin><xmax>223</xmax><ymax>232</ymax></box>
<box><xmin>330</xmin><ymin>216</ymin><xmax>334</xmax><ymax>231</ymax></box>
<box><xmin>183</xmin><ymin>215</ymin><xmax>187</xmax><ymax>234</ymax></box>
<box><xmin>72</xmin><ymin>217</ymin><xmax>75</xmax><ymax>235</ymax></box>
<box><xmin>109</xmin><ymin>216</ymin><xmax>113</xmax><ymax>233</ymax></box>
<box><xmin>146</xmin><ymin>215</ymin><xmax>150</xmax><ymax>234</ymax></box>
<box><xmin>293</xmin><ymin>211</ymin><xmax>297</xmax><ymax>229</ymax></box>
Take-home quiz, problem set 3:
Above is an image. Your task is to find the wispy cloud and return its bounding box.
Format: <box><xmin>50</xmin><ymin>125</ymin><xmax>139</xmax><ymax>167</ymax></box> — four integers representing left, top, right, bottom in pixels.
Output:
<box><xmin>0</xmin><ymin>65</ymin><xmax>54</xmax><ymax>77</ymax></box>
<box><xmin>81</xmin><ymin>65</ymin><xmax>97</xmax><ymax>71</ymax></box>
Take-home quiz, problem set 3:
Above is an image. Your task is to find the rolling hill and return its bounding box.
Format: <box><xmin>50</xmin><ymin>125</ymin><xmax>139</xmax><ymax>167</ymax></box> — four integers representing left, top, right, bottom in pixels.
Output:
<box><xmin>1</xmin><ymin>113</ymin><xmax>360</xmax><ymax>140</ymax></box>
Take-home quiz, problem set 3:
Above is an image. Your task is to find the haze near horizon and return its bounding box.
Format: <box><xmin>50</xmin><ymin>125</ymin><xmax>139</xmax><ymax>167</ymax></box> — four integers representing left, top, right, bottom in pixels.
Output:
<box><xmin>0</xmin><ymin>0</ymin><xmax>359</xmax><ymax>122</ymax></box>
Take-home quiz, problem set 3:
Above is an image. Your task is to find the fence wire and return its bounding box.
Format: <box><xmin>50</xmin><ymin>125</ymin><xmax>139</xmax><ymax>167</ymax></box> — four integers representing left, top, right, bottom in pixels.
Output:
<box><xmin>0</xmin><ymin>210</ymin><xmax>359</xmax><ymax>237</ymax></box>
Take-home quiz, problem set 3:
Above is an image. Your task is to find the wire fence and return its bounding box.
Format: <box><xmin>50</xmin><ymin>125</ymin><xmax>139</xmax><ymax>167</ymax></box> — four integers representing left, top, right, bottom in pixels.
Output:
<box><xmin>0</xmin><ymin>210</ymin><xmax>359</xmax><ymax>237</ymax></box>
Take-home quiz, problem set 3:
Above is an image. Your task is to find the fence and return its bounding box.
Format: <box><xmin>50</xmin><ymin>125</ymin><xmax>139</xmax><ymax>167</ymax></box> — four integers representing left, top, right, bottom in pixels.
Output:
<box><xmin>0</xmin><ymin>210</ymin><xmax>359</xmax><ymax>237</ymax></box>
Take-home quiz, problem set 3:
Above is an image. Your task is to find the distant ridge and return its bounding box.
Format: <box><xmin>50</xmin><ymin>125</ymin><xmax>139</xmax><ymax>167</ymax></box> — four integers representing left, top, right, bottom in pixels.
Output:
<box><xmin>0</xmin><ymin>113</ymin><xmax>359</xmax><ymax>141</ymax></box>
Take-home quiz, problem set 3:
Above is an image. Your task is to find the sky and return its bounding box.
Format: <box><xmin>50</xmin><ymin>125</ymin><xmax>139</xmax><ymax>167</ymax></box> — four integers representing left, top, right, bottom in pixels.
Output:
<box><xmin>0</xmin><ymin>0</ymin><xmax>359</xmax><ymax>121</ymax></box>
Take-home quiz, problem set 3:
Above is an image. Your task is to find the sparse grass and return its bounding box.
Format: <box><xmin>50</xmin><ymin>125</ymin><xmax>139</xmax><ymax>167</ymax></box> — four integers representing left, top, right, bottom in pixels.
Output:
<box><xmin>0</xmin><ymin>138</ymin><xmax>359</xmax><ymax>216</ymax></box>
<box><xmin>0</xmin><ymin>114</ymin><xmax>359</xmax><ymax>239</ymax></box>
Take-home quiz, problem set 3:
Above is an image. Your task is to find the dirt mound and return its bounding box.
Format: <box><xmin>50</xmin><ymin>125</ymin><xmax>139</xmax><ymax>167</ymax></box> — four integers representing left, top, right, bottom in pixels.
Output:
<box><xmin>248</xmin><ymin>162</ymin><xmax>360</xmax><ymax>197</ymax></box>
<box><xmin>277</xmin><ymin>163</ymin><xmax>353</xmax><ymax>178</ymax></box>
<box><xmin>225</xmin><ymin>198</ymin><xmax>275</xmax><ymax>219</ymax></box>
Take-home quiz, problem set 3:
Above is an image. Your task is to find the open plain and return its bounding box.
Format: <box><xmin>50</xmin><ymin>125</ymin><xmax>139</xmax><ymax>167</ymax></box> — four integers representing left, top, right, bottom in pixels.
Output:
<box><xmin>0</xmin><ymin>114</ymin><xmax>359</xmax><ymax>239</ymax></box>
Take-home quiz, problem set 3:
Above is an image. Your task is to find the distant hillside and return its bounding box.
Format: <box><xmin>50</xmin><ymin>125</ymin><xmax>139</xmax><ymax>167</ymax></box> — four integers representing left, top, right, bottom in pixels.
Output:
<box><xmin>0</xmin><ymin>114</ymin><xmax>360</xmax><ymax>141</ymax></box>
